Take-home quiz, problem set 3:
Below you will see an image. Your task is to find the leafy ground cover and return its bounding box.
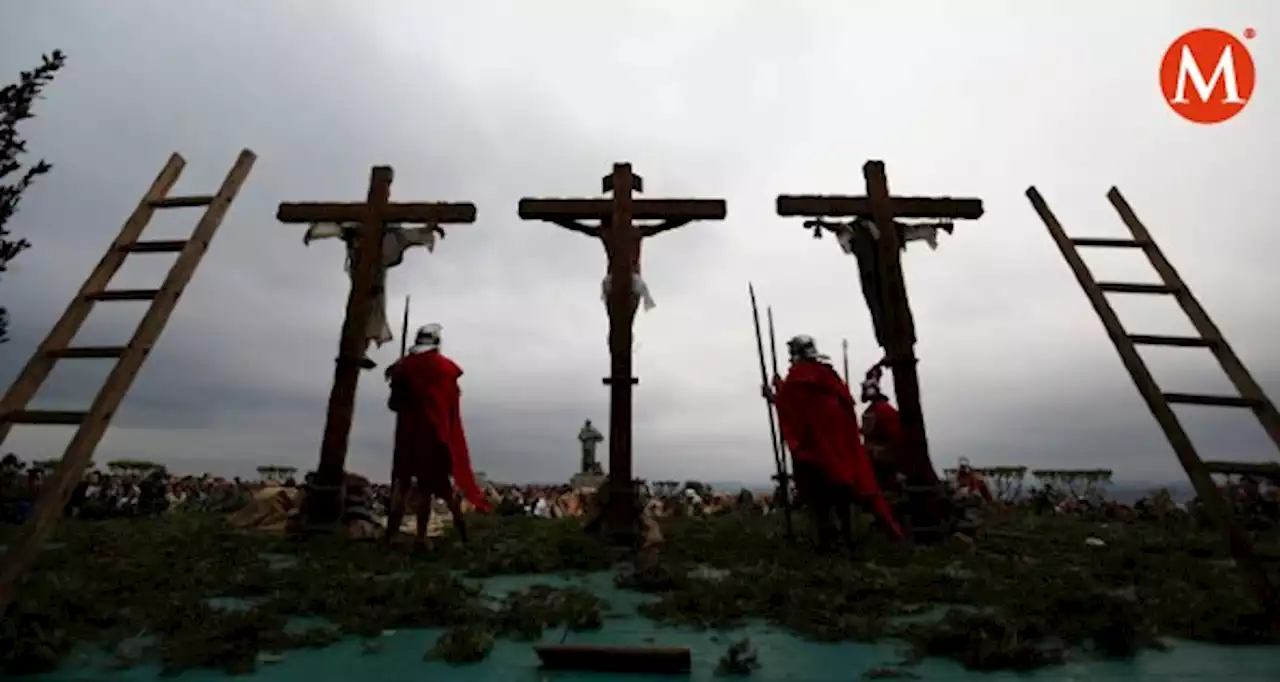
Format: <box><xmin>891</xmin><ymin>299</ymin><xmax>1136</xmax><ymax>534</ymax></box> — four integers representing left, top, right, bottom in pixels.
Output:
<box><xmin>1</xmin><ymin>510</ymin><xmax>1276</xmax><ymax>676</ymax></box>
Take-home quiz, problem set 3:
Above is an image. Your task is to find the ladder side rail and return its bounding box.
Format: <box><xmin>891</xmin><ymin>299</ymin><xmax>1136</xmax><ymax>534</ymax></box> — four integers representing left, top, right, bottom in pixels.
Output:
<box><xmin>1107</xmin><ymin>187</ymin><xmax>1280</xmax><ymax>450</ymax></box>
<box><xmin>0</xmin><ymin>154</ymin><xmax>187</xmax><ymax>447</ymax></box>
<box><xmin>1028</xmin><ymin>186</ymin><xmax>1278</xmax><ymax>622</ymax></box>
<box><xmin>0</xmin><ymin>150</ymin><xmax>257</xmax><ymax>614</ymax></box>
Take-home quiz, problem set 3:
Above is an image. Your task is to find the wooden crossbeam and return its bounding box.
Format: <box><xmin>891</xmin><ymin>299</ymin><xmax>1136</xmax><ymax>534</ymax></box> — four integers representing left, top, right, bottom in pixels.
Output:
<box><xmin>519</xmin><ymin>199</ymin><xmax>726</xmax><ymax>221</ymax></box>
<box><xmin>776</xmin><ymin>195</ymin><xmax>984</xmax><ymax>220</ymax></box>
<box><xmin>277</xmin><ymin>202</ymin><xmax>476</xmax><ymax>225</ymax></box>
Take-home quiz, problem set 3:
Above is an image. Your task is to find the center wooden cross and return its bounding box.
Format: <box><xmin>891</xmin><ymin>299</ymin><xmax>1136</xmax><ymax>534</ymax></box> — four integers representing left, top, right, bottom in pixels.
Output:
<box><xmin>777</xmin><ymin>160</ymin><xmax>983</xmax><ymax>538</ymax></box>
<box><xmin>277</xmin><ymin>166</ymin><xmax>476</xmax><ymax>525</ymax></box>
<box><xmin>519</xmin><ymin>162</ymin><xmax>726</xmax><ymax>540</ymax></box>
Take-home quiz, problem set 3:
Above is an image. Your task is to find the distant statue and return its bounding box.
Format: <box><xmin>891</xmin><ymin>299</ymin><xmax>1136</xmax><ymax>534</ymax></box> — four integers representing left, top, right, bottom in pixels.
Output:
<box><xmin>577</xmin><ymin>419</ymin><xmax>604</xmax><ymax>474</ymax></box>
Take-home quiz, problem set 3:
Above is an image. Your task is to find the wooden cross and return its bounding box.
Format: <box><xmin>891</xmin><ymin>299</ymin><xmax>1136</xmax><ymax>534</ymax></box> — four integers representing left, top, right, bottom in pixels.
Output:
<box><xmin>519</xmin><ymin>162</ymin><xmax>725</xmax><ymax>540</ymax></box>
<box><xmin>277</xmin><ymin>166</ymin><xmax>476</xmax><ymax>525</ymax></box>
<box><xmin>777</xmin><ymin>160</ymin><xmax>983</xmax><ymax>538</ymax></box>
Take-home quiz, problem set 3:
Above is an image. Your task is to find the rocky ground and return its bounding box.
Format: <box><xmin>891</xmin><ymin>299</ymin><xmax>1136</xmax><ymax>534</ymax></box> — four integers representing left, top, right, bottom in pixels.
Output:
<box><xmin>1</xmin><ymin>509</ymin><xmax>1277</xmax><ymax>676</ymax></box>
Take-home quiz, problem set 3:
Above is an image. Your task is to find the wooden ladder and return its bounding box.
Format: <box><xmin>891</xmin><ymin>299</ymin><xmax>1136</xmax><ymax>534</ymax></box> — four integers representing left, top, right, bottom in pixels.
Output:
<box><xmin>0</xmin><ymin>149</ymin><xmax>257</xmax><ymax>614</ymax></box>
<box><xmin>1027</xmin><ymin>185</ymin><xmax>1280</xmax><ymax>626</ymax></box>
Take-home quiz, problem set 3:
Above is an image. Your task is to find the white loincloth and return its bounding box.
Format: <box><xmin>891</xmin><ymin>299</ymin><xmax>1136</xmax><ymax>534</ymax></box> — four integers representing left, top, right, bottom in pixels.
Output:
<box><xmin>900</xmin><ymin>223</ymin><xmax>944</xmax><ymax>250</ymax></box>
<box><xmin>601</xmin><ymin>272</ymin><xmax>657</xmax><ymax>311</ymax></box>
<box><xmin>303</xmin><ymin>222</ymin><xmax>440</xmax><ymax>348</ymax></box>
<box><xmin>835</xmin><ymin>219</ymin><xmax>880</xmax><ymax>255</ymax></box>
<box><xmin>835</xmin><ymin>218</ymin><xmax>946</xmax><ymax>254</ymax></box>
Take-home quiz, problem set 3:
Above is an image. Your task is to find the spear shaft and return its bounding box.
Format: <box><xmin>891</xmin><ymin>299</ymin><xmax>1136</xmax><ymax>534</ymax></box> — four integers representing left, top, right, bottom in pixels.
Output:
<box><xmin>399</xmin><ymin>295</ymin><xmax>411</xmax><ymax>358</ymax></box>
<box><xmin>766</xmin><ymin>307</ymin><xmax>786</xmax><ymax>458</ymax></box>
<box><xmin>842</xmin><ymin>338</ymin><xmax>851</xmax><ymax>385</ymax></box>
<box><xmin>750</xmin><ymin>285</ymin><xmax>792</xmax><ymax>540</ymax></box>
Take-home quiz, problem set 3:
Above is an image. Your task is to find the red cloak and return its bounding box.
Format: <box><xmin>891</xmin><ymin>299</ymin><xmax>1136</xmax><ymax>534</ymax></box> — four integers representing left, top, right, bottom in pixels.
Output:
<box><xmin>865</xmin><ymin>401</ymin><xmax>903</xmax><ymax>451</ymax></box>
<box><xmin>774</xmin><ymin>360</ymin><xmax>901</xmax><ymax>534</ymax></box>
<box><xmin>387</xmin><ymin>350</ymin><xmax>491</xmax><ymax>513</ymax></box>
<box><xmin>957</xmin><ymin>470</ymin><xmax>994</xmax><ymax>502</ymax></box>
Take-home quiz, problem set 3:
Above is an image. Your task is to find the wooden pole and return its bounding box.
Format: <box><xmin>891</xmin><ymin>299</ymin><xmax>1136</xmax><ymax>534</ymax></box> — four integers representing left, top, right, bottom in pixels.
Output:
<box><xmin>604</xmin><ymin>164</ymin><xmax>638</xmax><ymax>538</ymax></box>
<box><xmin>842</xmin><ymin>338</ymin><xmax>851</xmax><ymax>385</ymax></box>
<box><xmin>399</xmin><ymin>294</ymin><xmax>410</xmax><ymax>358</ymax></box>
<box><xmin>309</xmin><ymin>167</ymin><xmax>391</xmax><ymax>524</ymax></box>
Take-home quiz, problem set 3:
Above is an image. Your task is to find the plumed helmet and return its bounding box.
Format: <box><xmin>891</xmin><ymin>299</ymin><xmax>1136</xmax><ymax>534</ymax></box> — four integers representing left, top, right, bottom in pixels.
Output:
<box><xmin>862</xmin><ymin>363</ymin><xmax>884</xmax><ymax>401</ymax></box>
<box><xmin>415</xmin><ymin>323</ymin><xmax>442</xmax><ymax>349</ymax></box>
<box><xmin>786</xmin><ymin>335</ymin><xmax>819</xmax><ymax>361</ymax></box>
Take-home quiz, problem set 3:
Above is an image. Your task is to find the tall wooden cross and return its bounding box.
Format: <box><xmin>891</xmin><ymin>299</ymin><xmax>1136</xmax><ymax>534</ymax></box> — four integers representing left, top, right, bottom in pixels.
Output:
<box><xmin>519</xmin><ymin>162</ymin><xmax>726</xmax><ymax>541</ymax></box>
<box><xmin>777</xmin><ymin>160</ymin><xmax>983</xmax><ymax>538</ymax></box>
<box><xmin>277</xmin><ymin>166</ymin><xmax>476</xmax><ymax>525</ymax></box>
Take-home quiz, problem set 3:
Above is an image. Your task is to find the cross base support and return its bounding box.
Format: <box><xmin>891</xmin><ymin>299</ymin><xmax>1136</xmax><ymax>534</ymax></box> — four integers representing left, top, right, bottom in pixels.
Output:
<box><xmin>602</xmin><ymin>377</ymin><xmax>640</xmax><ymax>385</ymax></box>
<box><xmin>299</xmin><ymin>484</ymin><xmax>344</xmax><ymax>529</ymax></box>
<box><xmin>584</xmin><ymin>506</ymin><xmax>641</xmax><ymax>547</ymax></box>
<box><xmin>584</xmin><ymin>478</ymin><xmax>643</xmax><ymax>547</ymax></box>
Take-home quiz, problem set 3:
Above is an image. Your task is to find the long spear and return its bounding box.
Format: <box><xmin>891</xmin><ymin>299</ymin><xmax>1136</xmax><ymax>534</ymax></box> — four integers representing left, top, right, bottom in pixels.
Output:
<box><xmin>399</xmin><ymin>293</ymin><xmax>409</xmax><ymax>355</ymax></box>
<box><xmin>766</xmin><ymin>306</ymin><xmax>795</xmax><ymax>524</ymax></box>
<box><xmin>766</xmin><ymin>307</ymin><xmax>786</xmax><ymax>458</ymax></box>
<box><xmin>842</xmin><ymin>338</ymin><xmax>851</xmax><ymax>386</ymax></box>
<box><xmin>749</xmin><ymin>284</ymin><xmax>792</xmax><ymax>540</ymax></box>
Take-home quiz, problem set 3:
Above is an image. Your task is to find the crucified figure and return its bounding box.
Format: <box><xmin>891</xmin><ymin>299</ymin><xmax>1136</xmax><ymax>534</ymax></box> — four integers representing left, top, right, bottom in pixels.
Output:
<box><xmin>542</xmin><ymin>215</ymin><xmax>676</xmax><ymax>346</ymax></box>
<box><xmin>302</xmin><ymin>220</ymin><xmax>446</xmax><ymax>369</ymax></box>
<box><xmin>802</xmin><ymin>216</ymin><xmax>954</xmax><ymax>349</ymax></box>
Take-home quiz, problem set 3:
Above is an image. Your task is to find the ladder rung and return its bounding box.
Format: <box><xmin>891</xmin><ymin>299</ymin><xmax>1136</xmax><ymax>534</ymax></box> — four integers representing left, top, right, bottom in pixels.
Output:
<box><xmin>47</xmin><ymin>345</ymin><xmax>128</xmax><ymax>359</ymax></box>
<box><xmin>1204</xmin><ymin>461</ymin><xmax>1280</xmax><ymax>478</ymax></box>
<box><xmin>1097</xmin><ymin>282</ymin><xmax>1178</xmax><ymax>295</ymax></box>
<box><xmin>2</xmin><ymin>410</ymin><xmax>88</xmax><ymax>425</ymax></box>
<box><xmin>122</xmin><ymin>239</ymin><xmax>188</xmax><ymax>253</ymax></box>
<box><xmin>1164</xmin><ymin>392</ymin><xmax>1262</xmax><ymax>408</ymax></box>
<box><xmin>85</xmin><ymin>289</ymin><xmax>161</xmax><ymax>302</ymax></box>
<box><xmin>150</xmin><ymin>195</ymin><xmax>214</xmax><ymax>208</ymax></box>
<box><xmin>1071</xmin><ymin>237</ymin><xmax>1144</xmax><ymax>248</ymax></box>
<box><xmin>1128</xmin><ymin>334</ymin><xmax>1215</xmax><ymax>348</ymax></box>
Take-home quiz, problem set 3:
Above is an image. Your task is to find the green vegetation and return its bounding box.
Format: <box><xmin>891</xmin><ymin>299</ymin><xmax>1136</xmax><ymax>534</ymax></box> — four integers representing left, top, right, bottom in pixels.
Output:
<box><xmin>1</xmin><ymin>509</ymin><xmax>1276</xmax><ymax>677</ymax></box>
<box><xmin>1</xmin><ymin>50</ymin><xmax>65</xmax><ymax>343</ymax></box>
<box><xmin>104</xmin><ymin>460</ymin><xmax>165</xmax><ymax>475</ymax></box>
<box><xmin>255</xmin><ymin>466</ymin><xmax>298</xmax><ymax>482</ymax></box>
<box><xmin>1030</xmin><ymin>469</ymin><xmax>1114</xmax><ymax>498</ymax></box>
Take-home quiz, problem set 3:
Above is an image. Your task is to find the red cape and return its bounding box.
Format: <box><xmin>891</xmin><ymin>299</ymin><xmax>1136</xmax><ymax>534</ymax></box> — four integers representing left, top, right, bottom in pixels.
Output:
<box><xmin>388</xmin><ymin>350</ymin><xmax>491</xmax><ymax>513</ymax></box>
<box><xmin>865</xmin><ymin>401</ymin><xmax>903</xmax><ymax>450</ymax></box>
<box><xmin>957</xmin><ymin>470</ymin><xmax>994</xmax><ymax>502</ymax></box>
<box><xmin>775</xmin><ymin>361</ymin><xmax>860</xmax><ymax>487</ymax></box>
<box><xmin>774</xmin><ymin>361</ymin><xmax>900</xmax><ymax>535</ymax></box>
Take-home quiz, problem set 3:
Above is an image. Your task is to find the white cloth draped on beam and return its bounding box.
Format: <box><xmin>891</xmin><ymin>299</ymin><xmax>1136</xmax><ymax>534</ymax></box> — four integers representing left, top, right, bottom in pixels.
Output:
<box><xmin>834</xmin><ymin>217</ymin><xmax>948</xmax><ymax>255</ymax></box>
<box><xmin>601</xmin><ymin>272</ymin><xmax>657</xmax><ymax>311</ymax></box>
<box><xmin>303</xmin><ymin>222</ymin><xmax>440</xmax><ymax>348</ymax></box>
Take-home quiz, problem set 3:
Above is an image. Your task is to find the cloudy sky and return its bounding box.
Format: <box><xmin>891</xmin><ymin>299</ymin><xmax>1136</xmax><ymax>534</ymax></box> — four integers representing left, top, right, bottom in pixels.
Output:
<box><xmin>0</xmin><ymin>1</ymin><xmax>1275</xmax><ymax>485</ymax></box>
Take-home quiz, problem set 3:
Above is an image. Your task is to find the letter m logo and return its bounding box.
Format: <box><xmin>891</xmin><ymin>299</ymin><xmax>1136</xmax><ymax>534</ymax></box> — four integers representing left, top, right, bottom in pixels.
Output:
<box><xmin>1160</xmin><ymin>28</ymin><xmax>1256</xmax><ymax>124</ymax></box>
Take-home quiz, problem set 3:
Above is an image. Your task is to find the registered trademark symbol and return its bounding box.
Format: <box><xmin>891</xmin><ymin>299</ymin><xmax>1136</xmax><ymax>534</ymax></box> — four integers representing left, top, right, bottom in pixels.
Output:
<box><xmin>1244</xmin><ymin>27</ymin><xmax>1256</xmax><ymax>39</ymax></box>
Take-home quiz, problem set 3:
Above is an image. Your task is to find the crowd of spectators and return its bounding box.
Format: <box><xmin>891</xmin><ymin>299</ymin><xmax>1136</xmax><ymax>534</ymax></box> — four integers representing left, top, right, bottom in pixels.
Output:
<box><xmin>1</xmin><ymin>454</ymin><xmax>254</xmax><ymax>524</ymax></box>
<box><xmin>3</xmin><ymin>452</ymin><xmax>1276</xmax><ymax>530</ymax></box>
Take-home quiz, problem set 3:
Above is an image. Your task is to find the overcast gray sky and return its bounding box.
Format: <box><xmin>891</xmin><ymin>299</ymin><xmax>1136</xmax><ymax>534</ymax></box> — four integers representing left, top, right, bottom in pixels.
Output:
<box><xmin>0</xmin><ymin>1</ymin><xmax>1275</xmax><ymax>484</ymax></box>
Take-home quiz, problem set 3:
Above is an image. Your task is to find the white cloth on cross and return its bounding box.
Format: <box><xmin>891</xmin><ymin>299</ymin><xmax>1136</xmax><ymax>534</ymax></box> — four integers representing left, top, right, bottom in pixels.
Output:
<box><xmin>835</xmin><ymin>219</ymin><xmax>879</xmax><ymax>254</ymax></box>
<box><xmin>303</xmin><ymin>222</ymin><xmax>440</xmax><ymax>348</ymax></box>
<box><xmin>834</xmin><ymin>218</ymin><xmax>947</xmax><ymax>254</ymax></box>
<box><xmin>601</xmin><ymin>272</ymin><xmax>657</xmax><ymax>311</ymax></box>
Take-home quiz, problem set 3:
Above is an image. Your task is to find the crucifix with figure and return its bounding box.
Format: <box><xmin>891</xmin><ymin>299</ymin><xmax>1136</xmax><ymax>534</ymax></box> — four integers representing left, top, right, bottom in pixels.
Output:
<box><xmin>777</xmin><ymin>160</ymin><xmax>983</xmax><ymax>540</ymax></box>
<box><xmin>519</xmin><ymin>163</ymin><xmax>726</xmax><ymax>542</ymax></box>
<box><xmin>277</xmin><ymin>166</ymin><xmax>476</xmax><ymax>526</ymax></box>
